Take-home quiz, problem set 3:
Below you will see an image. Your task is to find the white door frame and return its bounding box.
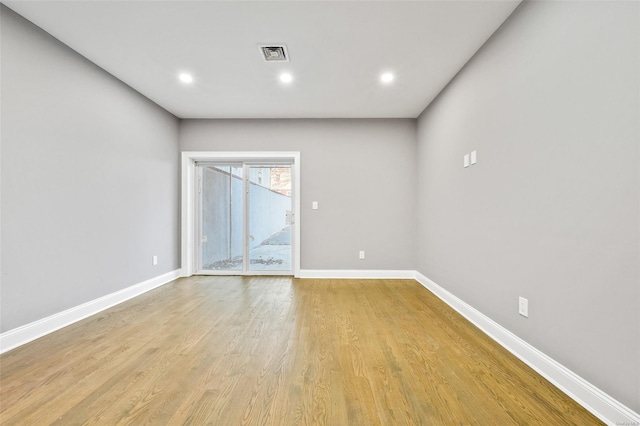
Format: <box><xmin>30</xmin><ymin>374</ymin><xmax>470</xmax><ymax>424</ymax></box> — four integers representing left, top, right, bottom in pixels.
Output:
<box><xmin>181</xmin><ymin>151</ymin><xmax>301</xmax><ymax>278</ymax></box>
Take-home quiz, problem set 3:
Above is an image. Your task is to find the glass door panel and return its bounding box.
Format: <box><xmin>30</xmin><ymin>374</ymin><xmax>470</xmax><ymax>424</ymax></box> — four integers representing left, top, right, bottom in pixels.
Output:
<box><xmin>247</xmin><ymin>165</ymin><xmax>292</xmax><ymax>271</ymax></box>
<box><xmin>200</xmin><ymin>165</ymin><xmax>244</xmax><ymax>271</ymax></box>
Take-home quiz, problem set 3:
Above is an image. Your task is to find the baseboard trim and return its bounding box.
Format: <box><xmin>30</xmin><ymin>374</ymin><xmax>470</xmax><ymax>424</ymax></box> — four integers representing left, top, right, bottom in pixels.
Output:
<box><xmin>0</xmin><ymin>269</ymin><xmax>181</xmax><ymax>354</ymax></box>
<box><xmin>298</xmin><ymin>269</ymin><xmax>415</xmax><ymax>279</ymax></box>
<box><xmin>413</xmin><ymin>271</ymin><xmax>640</xmax><ymax>425</ymax></box>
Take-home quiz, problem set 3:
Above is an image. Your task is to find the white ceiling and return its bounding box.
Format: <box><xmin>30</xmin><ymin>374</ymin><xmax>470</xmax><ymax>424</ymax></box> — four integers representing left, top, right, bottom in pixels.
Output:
<box><xmin>4</xmin><ymin>1</ymin><xmax>521</xmax><ymax>119</ymax></box>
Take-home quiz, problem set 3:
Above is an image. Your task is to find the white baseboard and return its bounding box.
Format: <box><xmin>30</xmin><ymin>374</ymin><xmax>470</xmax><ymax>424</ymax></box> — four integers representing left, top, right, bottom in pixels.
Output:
<box><xmin>298</xmin><ymin>269</ymin><xmax>415</xmax><ymax>279</ymax></box>
<box><xmin>0</xmin><ymin>269</ymin><xmax>181</xmax><ymax>354</ymax></box>
<box><xmin>413</xmin><ymin>271</ymin><xmax>640</xmax><ymax>426</ymax></box>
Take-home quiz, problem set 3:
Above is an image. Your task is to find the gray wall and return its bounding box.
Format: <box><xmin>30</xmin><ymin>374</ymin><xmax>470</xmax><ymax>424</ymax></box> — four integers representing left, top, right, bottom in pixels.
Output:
<box><xmin>180</xmin><ymin>119</ymin><xmax>417</xmax><ymax>270</ymax></box>
<box><xmin>416</xmin><ymin>0</ymin><xmax>639</xmax><ymax>411</ymax></box>
<box><xmin>0</xmin><ymin>6</ymin><xmax>180</xmax><ymax>332</ymax></box>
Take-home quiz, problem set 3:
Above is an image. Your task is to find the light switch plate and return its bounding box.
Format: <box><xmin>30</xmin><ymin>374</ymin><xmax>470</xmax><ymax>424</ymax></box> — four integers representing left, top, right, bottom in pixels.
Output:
<box><xmin>359</xmin><ymin>250</ymin><xmax>365</xmax><ymax>260</ymax></box>
<box><xmin>471</xmin><ymin>150</ymin><xmax>477</xmax><ymax>165</ymax></box>
<box><xmin>464</xmin><ymin>154</ymin><xmax>470</xmax><ymax>168</ymax></box>
<box><xmin>519</xmin><ymin>297</ymin><xmax>528</xmax><ymax>317</ymax></box>
<box><xmin>312</xmin><ymin>201</ymin><xmax>318</xmax><ymax>210</ymax></box>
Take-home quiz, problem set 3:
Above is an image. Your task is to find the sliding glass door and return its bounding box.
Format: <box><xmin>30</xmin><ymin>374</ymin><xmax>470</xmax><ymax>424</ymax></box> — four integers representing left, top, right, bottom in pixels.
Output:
<box><xmin>247</xmin><ymin>165</ymin><xmax>292</xmax><ymax>272</ymax></box>
<box><xmin>199</xmin><ymin>165</ymin><xmax>244</xmax><ymax>271</ymax></box>
<box><xmin>196</xmin><ymin>163</ymin><xmax>293</xmax><ymax>275</ymax></box>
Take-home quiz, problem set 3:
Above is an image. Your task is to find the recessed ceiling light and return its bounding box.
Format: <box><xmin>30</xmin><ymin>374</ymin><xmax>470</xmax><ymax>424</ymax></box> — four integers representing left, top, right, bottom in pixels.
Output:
<box><xmin>279</xmin><ymin>73</ymin><xmax>293</xmax><ymax>84</ymax></box>
<box><xmin>178</xmin><ymin>72</ymin><xmax>194</xmax><ymax>84</ymax></box>
<box><xmin>380</xmin><ymin>72</ymin><xmax>395</xmax><ymax>84</ymax></box>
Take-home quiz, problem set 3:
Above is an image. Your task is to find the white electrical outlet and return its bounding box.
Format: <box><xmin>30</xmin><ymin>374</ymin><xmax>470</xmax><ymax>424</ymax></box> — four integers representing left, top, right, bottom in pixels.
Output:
<box><xmin>152</xmin><ymin>255</ymin><xmax>158</xmax><ymax>266</ymax></box>
<box><xmin>359</xmin><ymin>250</ymin><xmax>365</xmax><ymax>260</ymax></box>
<box><xmin>518</xmin><ymin>297</ymin><xmax>528</xmax><ymax>317</ymax></box>
<box><xmin>312</xmin><ymin>201</ymin><xmax>318</xmax><ymax>210</ymax></box>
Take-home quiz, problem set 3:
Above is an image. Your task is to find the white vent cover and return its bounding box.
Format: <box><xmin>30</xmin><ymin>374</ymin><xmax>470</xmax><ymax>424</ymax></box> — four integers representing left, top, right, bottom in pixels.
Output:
<box><xmin>259</xmin><ymin>44</ymin><xmax>289</xmax><ymax>62</ymax></box>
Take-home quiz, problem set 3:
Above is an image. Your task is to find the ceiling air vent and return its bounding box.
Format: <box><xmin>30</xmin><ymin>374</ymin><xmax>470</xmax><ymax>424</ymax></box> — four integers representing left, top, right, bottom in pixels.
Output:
<box><xmin>259</xmin><ymin>44</ymin><xmax>289</xmax><ymax>62</ymax></box>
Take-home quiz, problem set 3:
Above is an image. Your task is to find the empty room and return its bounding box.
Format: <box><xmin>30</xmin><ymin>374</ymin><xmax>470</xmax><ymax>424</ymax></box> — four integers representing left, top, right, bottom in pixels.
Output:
<box><xmin>1</xmin><ymin>0</ymin><xmax>638</xmax><ymax>424</ymax></box>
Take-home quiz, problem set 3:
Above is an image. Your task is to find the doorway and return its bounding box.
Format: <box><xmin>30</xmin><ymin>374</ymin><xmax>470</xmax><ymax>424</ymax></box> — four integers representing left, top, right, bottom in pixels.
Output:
<box><xmin>181</xmin><ymin>152</ymin><xmax>300</xmax><ymax>277</ymax></box>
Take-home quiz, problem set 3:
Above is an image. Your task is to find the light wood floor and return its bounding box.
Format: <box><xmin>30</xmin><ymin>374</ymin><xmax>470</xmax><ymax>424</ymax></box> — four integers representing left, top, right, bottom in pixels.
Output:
<box><xmin>1</xmin><ymin>276</ymin><xmax>601</xmax><ymax>425</ymax></box>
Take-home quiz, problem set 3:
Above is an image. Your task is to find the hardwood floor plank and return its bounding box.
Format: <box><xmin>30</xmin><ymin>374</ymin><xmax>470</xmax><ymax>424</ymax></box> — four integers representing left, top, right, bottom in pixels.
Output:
<box><xmin>0</xmin><ymin>276</ymin><xmax>602</xmax><ymax>425</ymax></box>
